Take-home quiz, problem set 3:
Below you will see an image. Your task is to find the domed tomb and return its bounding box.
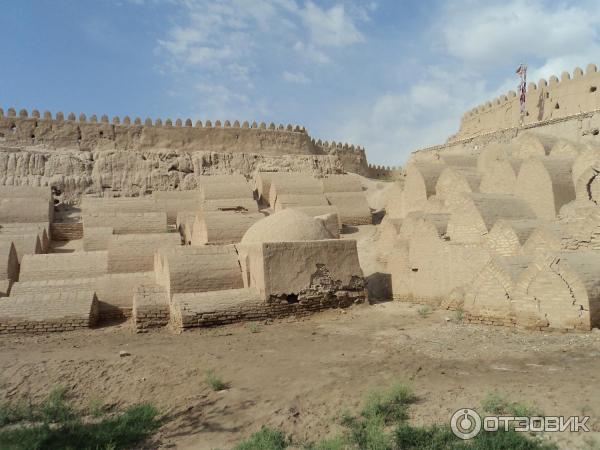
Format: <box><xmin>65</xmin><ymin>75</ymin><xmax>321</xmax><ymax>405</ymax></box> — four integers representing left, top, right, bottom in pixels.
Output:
<box><xmin>241</xmin><ymin>209</ymin><xmax>334</xmax><ymax>244</ymax></box>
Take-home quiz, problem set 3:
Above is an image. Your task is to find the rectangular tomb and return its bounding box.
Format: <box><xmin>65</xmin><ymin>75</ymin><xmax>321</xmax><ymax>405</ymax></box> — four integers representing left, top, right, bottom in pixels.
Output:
<box><xmin>0</xmin><ymin>290</ymin><xmax>99</xmax><ymax>334</ymax></box>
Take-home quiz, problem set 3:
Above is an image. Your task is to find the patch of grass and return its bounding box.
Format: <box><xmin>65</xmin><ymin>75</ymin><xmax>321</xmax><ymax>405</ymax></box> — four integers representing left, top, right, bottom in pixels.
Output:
<box><xmin>394</xmin><ymin>423</ymin><xmax>459</xmax><ymax>449</ymax></box>
<box><xmin>482</xmin><ymin>392</ymin><xmax>542</xmax><ymax>417</ymax></box>
<box><xmin>0</xmin><ymin>386</ymin><xmax>71</xmax><ymax>427</ymax></box>
<box><xmin>395</xmin><ymin>424</ymin><xmax>556</xmax><ymax>449</ymax></box>
<box><xmin>248</xmin><ymin>322</ymin><xmax>261</xmax><ymax>333</ymax></box>
<box><xmin>233</xmin><ymin>426</ymin><xmax>287</xmax><ymax>450</ymax></box>
<box><xmin>0</xmin><ymin>388</ymin><xmax>160</xmax><ymax>450</ymax></box>
<box><xmin>361</xmin><ymin>383</ymin><xmax>416</xmax><ymax>424</ymax></box>
<box><xmin>417</xmin><ymin>306</ymin><xmax>432</xmax><ymax>318</ymax></box>
<box><xmin>0</xmin><ymin>402</ymin><xmax>34</xmax><ymax>426</ymax></box>
<box><xmin>205</xmin><ymin>369</ymin><xmax>228</xmax><ymax>391</ymax></box>
<box><xmin>333</xmin><ymin>383</ymin><xmax>416</xmax><ymax>450</ymax></box>
<box><xmin>88</xmin><ymin>397</ymin><xmax>106</xmax><ymax>418</ymax></box>
<box><xmin>237</xmin><ymin>382</ymin><xmax>557</xmax><ymax>450</ymax></box>
<box><xmin>342</xmin><ymin>413</ymin><xmax>389</xmax><ymax>450</ymax></box>
<box><xmin>38</xmin><ymin>386</ymin><xmax>75</xmax><ymax>424</ymax></box>
<box><xmin>307</xmin><ymin>435</ymin><xmax>345</xmax><ymax>450</ymax></box>
<box><xmin>454</xmin><ymin>307</ymin><xmax>465</xmax><ymax>323</ymax></box>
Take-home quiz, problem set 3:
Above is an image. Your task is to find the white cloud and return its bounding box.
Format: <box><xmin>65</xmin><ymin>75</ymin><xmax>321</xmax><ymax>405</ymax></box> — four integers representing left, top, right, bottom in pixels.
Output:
<box><xmin>326</xmin><ymin>0</ymin><xmax>600</xmax><ymax>165</ymax></box>
<box><xmin>299</xmin><ymin>1</ymin><xmax>365</xmax><ymax>48</ymax></box>
<box><xmin>441</xmin><ymin>0</ymin><xmax>600</xmax><ymax>68</ymax></box>
<box><xmin>155</xmin><ymin>0</ymin><xmax>371</xmax><ymax>120</ymax></box>
<box><xmin>282</xmin><ymin>70</ymin><xmax>310</xmax><ymax>84</ymax></box>
<box><xmin>293</xmin><ymin>41</ymin><xmax>330</xmax><ymax>64</ymax></box>
<box><xmin>328</xmin><ymin>68</ymin><xmax>490</xmax><ymax>164</ymax></box>
<box><xmin>157</xmin><ymin>1</ymin><xmax>369</xmax><ymax>71</ymax></box>
<box><xmin>153</xmin><ymin>0</ymin><xmax>600</xmax><ymax>166</ymax></box>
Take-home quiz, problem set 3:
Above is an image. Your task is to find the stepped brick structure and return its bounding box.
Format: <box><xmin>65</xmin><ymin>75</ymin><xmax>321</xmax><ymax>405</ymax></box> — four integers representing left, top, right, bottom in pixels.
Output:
<box><xmin>385</xmin><ymin>63</ymin><xmax>600</xmax><ymax>332</ymax></box>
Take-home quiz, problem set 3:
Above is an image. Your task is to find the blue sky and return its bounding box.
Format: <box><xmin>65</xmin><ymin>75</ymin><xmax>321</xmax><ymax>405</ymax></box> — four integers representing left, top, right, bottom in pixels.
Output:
<box><xmin>1</xmin><ymin>0</ymin><xmax>598</xmax><ymax>165</ymax></box>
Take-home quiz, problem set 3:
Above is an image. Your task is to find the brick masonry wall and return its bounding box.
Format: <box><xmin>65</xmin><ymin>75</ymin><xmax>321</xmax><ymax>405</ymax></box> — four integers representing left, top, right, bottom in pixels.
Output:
<box><xmin>463</xmin><ymin>312</ymin><xmax>589</xmax><ymax>333</ymax></box>
<box><xmin>0</xmin><ymin>293</ymin><xmax>99</xmax><ymax>334</ymax></box>
<box><xmin>51</xmin><ymin>222</ymin><xmax>83</xmax><ymax>240</ymax></box>
<box><xmin>173</xmin><ymin>289</ymin><xmax>365</xmax><ymax>330</ymax></box>
<box><xmin>132</xmin><ymin>284</ymin><xmax>170</xmax><ymax>333</ymax></box>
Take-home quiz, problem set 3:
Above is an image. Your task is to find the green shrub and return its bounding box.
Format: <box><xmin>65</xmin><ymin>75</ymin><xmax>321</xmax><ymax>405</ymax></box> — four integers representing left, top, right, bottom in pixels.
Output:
<box><xmin>454</xmin><ymin>307</ymin><xmax>465</xmax><ymax>323</ymax></box>
<box><xmin>307</xmin><ymin>435</ymin><xmax>345</xmax><ymax>450</ymax></box>
<box><xmin>417</xmin><ymin>306</ymin><xmax>432</xmax><ymax>318</ymax></box>
<box><xmin>0</xmin><ymin>402</ymin><xmax>34</xmax><ymax>426</ymax></box>
<box><xmin>88</xmin><ymin>397</ymin><xmax>105</xmax><ymax>418</ymax></box>
<box><xmin>0</xmin><ymin>389</ymin><xmax>160</xmax><ymax>450</ymax></box>
<box><xmin>205</xmin><ymin>370</ymin><xmax>229</xmax><ymax>391</ymax></box>
<box><xmin>38</xmin><ymin>386</ymin><xmax>75</xmax><ymax>424</ymax></box>
<box><xmin>482</xmin><ymin>392</ymin><xmax>542</xmax><ymax>417</ymax></box>
<box><xmin>395</xmin><ymin>424</ymin><xmax>557</xmax><ymax>449</ymax></box>
<box><xmin>234</xmin><ymin>426</ymin><xmax>287</xmax><ymax>450</ymax></box>
<box><xmin>231</xmin><ymin>382</ymin><xmax>557</xmax><ymax>450</ymax></box>
<box><xmin>361</xmin><ymin>383</ymin><xmax>416</xmax><ymax>424</ymax></box>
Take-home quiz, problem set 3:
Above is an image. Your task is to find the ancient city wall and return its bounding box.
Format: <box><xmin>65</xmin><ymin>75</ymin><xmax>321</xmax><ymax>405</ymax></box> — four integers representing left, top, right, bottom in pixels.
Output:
<box><xmin>455</xmin><ymin>64</ymin><xmax>600</xmax><ymax>141</ymax></box>
<box><xmin>0</xmin><ymin>109</ymin><xmax>314</xmax><ymax>155</ymax></box>
<box><xmin>0</xmin><ymin>108</ymin><xmax>372</xmax><ymax>193</ymax></box>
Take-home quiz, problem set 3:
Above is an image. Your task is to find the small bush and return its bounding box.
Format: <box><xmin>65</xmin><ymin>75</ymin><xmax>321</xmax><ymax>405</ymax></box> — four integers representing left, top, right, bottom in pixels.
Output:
<box><xmin>307</xmin><ymin>435</ymin><xmax>345</xmax><ymax>450</ymax></box>
<box><xmin>88</xmin><ymin>397</ymin><xmax>105</xmax><ymax>418</ymax></box>
<box><xmin>248</xmin><ymin>322</ymin><xmax>260</xmax><ymax>333</ymax></box>
<box><xmin>454</xmin><ymin>307</ymin><xmax>464</xmax><ymax>323</ymax></box>
<box><xmin>395</xmin><ymin>424</ymin><xmax>557</xmax><ymax>449</ymax></box>
<box><xmin>417</xmin><ymin>306</ymin><xmax>432</xmax><ymax>318</ymax></box>
<box><xmin>0</xmin><ymin>402</ymin><xmax>34</xmax><ymax>426</ymax></box>
<box><xmin>234</xmin><ymin>426</ymin><xmax>287</xmax><ymax>450</ymax></box>
<box><xmin>361</xmin><ymin>383</ymin><xmax>416</xmax><ymax>424</ymax></box>
<box><xmin>482</xmin><ymin>392</ymin><xmax>542</xmax><ymax>417</ymax></box>
<box><xmin>344</xmin><ymin>413</ymin><xmax>389</xmax><ymax>450</ymax></box>
<box><xmin>38</xmin><ymin>386</ymin><xmax>75</xmax><ymax>424</ymax></box>
<box><xmin>336</xmin><ymin>383</ymin><xmax>415</xmax><ymax>449</ymax></box>
<box><xmin>232</xmin><ymin>383</ymin><xmax>557</xmax><ymax>450</ymax></box>
<box><xmin>472</xmin><ymin>429</ymin><xmax>556</xmax><ymax>449</ymax></box>
<box><xmin>205</xmin><ymin>370</ymin><xmax>228</xmax><ymax>391</ymax></box>
<box><xmin>0</xmin><ymin>389</ymin><xmax>160</xmax><ymax>450</ymax></box>
<box><xmin>394</xmin><ymin>423</ymin><xmax>458</xmax><ymax>449</ymax></box>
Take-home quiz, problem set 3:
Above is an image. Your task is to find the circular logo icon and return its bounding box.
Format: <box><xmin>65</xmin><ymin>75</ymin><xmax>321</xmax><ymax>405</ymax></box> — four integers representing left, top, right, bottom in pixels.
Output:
<box><xmin>450</xmin><ymin>408</ymin><xmax>482</xmax><ymax>440</ymax></box>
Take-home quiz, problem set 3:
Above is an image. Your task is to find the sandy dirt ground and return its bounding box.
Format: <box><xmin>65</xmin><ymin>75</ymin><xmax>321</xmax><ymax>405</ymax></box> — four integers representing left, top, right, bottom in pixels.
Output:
<box><xmin>1</xmin><ymin>302</ymin><xmax>599</xmax><ymax>449</ymax></box>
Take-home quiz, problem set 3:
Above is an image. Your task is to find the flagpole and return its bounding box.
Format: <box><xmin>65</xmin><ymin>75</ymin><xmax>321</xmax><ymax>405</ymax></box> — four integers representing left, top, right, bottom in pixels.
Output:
<box><xmin>516</xmin><ymin>63</ymin><xmax>527</xmax><ymax>127</ymax></box>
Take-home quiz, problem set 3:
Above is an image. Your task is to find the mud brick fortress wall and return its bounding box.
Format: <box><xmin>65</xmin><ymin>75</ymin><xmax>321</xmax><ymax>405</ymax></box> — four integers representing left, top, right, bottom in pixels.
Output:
<box><xmin>453</xmin><ymin>63</ymin><xmax>600</xmax><ymax>143</ymax></box>
<box><xmin>0</xmin><ymin>108</ymin><xmax>374</xmax><ymax>195</ymax></box>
